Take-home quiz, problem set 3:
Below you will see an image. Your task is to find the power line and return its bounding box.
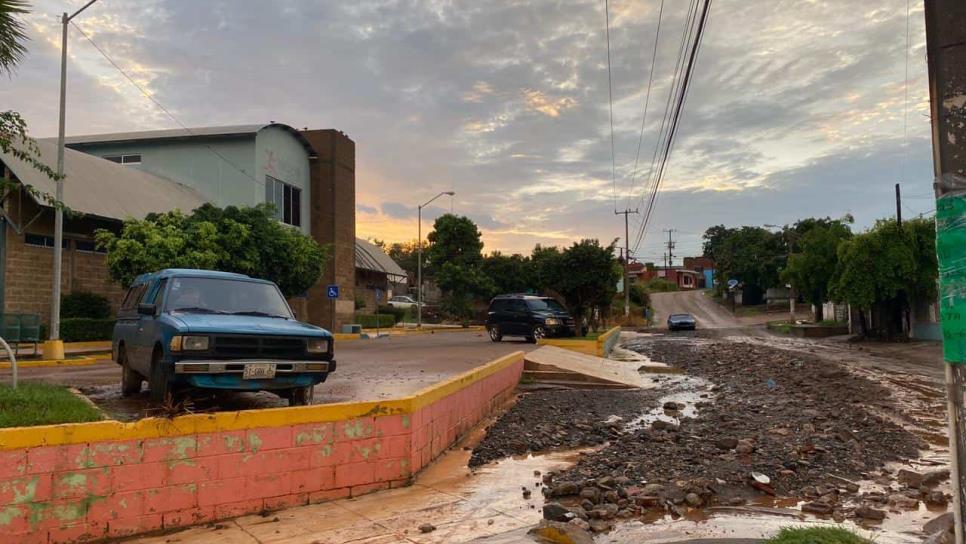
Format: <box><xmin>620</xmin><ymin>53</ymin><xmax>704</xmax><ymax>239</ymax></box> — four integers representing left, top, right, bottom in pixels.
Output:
<box><xmin>631</xmin><ymin>0</ymin><xmax>701</xmax><ymax>251</ymax></box>
<box><xmin>604</xmin><ymin>0</ymin><xmax>618</xmax><ymax>211</ymax></box>
<box><xmin>633</xmin><ymin>0</ymin><xmax>713</xmax><ymax>253</ymax></box>
<box><xmin>70</xmin><ymin>21</ymin><xmax>266</xmax><ymax>190</ymax></box>
<box><xmin>624</xmin><ymin>0</ymin><xmax>667</xmax><ymax>210</ymax></box>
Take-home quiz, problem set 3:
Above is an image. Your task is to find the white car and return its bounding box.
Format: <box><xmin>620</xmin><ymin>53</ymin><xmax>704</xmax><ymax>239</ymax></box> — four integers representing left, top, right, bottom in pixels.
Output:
<box><xmin>387</xmin><ymin>295</ymin><xmax>421</xmax><ymax>309</ymax></box>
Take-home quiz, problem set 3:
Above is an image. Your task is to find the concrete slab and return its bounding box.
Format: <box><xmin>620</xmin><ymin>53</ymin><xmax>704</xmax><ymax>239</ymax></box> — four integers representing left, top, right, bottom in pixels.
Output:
<box><xmin>524</xmin><ymin>345</ymin><xmax>650</xmax><ymax>388</ymax></box>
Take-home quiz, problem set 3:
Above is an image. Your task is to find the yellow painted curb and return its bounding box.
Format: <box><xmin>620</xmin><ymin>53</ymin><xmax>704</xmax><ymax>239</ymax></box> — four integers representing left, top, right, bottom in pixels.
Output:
<box><xmin>0</xmin><ymin>350</ymin><xmax>524</xmax><ymax>450</ymax></box>
<box><xmin>64</xmin><ymin>340</ymin><xmax>112</xmax><ymax>350</ymax></box>
<box><xmin>0</xmin><ymin>356</ymin><xmax>109</xmax><ymax>369</ymax></box>
<box><xmin>538</xmin><ymin>326</ymin><xmax>621</xmax><ymax>357</ymax></box>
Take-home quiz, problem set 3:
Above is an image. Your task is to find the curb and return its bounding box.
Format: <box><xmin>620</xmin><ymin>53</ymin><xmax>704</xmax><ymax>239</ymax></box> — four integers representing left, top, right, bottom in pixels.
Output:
<box><xmin>0</xmin><ymin>353</ymin><xmax>111</xmax><ymax>369</ymax></box>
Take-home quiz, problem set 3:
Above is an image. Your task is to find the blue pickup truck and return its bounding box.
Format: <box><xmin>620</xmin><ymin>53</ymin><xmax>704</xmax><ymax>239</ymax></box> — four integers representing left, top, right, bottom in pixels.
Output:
<box><xmin>112</xmin><ymin>269</ymin><xmax>335</xmax><ymax>406</ymax></box>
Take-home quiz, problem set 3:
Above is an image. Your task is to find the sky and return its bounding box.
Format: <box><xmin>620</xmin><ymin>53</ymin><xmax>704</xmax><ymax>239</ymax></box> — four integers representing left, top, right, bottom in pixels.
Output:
<box><xmin>1</xmin><ymin>0</ymin><xmax>935</xmax><ymax>262</ymax></box>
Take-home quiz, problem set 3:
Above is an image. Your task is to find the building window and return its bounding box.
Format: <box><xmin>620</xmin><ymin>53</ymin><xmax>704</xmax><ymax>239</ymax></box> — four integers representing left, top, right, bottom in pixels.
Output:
<box><xmin>75</xmin><ymin>240</ymin><xmax>106</xmax><ymax>253</ymax></box>
<box><xmin>103</xmin><ymin>154</ymin><xmax>142</xmax><ymax>165</ymax></box>
<box><xmin>264</xmin><ymin>175</ymin><xmax>302</xmax><ymax>227</ymax></box>
<box><xmin>24</xmin><ymin>233</ymin><xmax>67</xmax><ymax>249</ymax></box>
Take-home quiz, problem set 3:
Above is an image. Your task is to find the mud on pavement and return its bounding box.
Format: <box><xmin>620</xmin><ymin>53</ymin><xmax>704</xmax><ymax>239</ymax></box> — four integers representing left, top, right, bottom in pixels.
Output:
<box><xmin>471</xmin><ymin>333</ymin><xmax>950</xmax><ymax>536</ymax></box>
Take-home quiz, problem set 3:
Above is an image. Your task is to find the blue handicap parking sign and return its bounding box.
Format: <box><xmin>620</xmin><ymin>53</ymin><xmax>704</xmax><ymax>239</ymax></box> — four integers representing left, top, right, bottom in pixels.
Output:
<box><xmin>326</xmin><ymin>285</ymin><xmax>340</xmax><ymax>299</ymax></box>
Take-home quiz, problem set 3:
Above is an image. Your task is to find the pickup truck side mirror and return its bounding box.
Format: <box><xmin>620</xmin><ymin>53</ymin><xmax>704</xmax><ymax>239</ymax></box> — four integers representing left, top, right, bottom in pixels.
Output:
<box><xmin>137</xmin><ymin>302</ymin><xmax>157</xmax><ymax>316</ymax></box>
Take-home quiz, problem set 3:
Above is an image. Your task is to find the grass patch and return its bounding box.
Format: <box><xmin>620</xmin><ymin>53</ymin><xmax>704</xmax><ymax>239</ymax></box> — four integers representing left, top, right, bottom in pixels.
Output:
<box><xmin>767</xmin><ymin>321</ymin><xmax>793</xmax><ymax>334</ymax></box>
<box><xmin>765</xmin><ymin>527</ymin><xmax>868</xmax><ymax>544</ymax></box>
<box><xmin>0</xmin><ymin>383</ymin><xmax>104</xmax><ymax>428</ymax></box>
<box><xmin>818</xmin><ymin>319</ymin><xmax>844</xmax><ymax>327</ymax></box>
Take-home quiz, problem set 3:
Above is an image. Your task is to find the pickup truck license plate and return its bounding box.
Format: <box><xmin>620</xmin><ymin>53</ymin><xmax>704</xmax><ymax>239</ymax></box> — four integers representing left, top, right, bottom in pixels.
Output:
<box><xmin>243</xmin><ymin>363</ymin><xmax>277</xmax><ymax>380</ymax></box>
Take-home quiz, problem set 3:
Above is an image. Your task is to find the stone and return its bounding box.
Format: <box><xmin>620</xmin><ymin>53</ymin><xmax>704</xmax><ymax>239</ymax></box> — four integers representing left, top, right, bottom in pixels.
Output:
<box><xmin>580</xmin><ymin>499</ymin><xmax>594</xmax><ymax>511</ymax></box>
<box><xmin>551</xmin><ymin>481</ymin><xmax>579</xmax><ymax>497</ymax></box>
<box><xmin>715</xmin><ymin>437</ymin><xmax>739</xmax><ymax>450</ymax></box>
<box><xmin>543</xmin><ymin>502</ymin><xmax>571</xmax><ymax>522</ymax></box>
<box><xmin>641</xmin><ymin>483</ymin><xmax>665</xmax><ymax>496</ymax></box>
<box><xmin>897</xmin><ymin>469</ymin><xmax>923</xmax><ymax>488</ymax></box>
<box><xmin>529</xmin><ymin>521</ymin><xmax>595</xmax><ymax>544</ymax></box>
<box><xmin>685</xmin><ymin>493</ymin><xmax>703</xmax><ymax>507</ymax></box>
<box><xmin>522</xmin><ymin>489</ymin><xmax>532</xmax><ymax>499</ymax></box>
<box><xmin>924</xmin><ymin>512</ymin><xmax>953</xmax><ymax>535</ymax></box>
<box><xmin>888</xmin><ymin>493</ymin><xmax>919</xmax><ymax>509</ymax></box>
<box><xmin>922</xmin><ymin>469</ymin><xmax>950</xmax><ymax>487</ymax></box>
<box><xmin>651</xmin><ymin>420</ymin><xmax>679</xmax><ymax>432</ymax></box>
<box><xmin>926</xmin><ymin>490</ymin><xmax>947</xmax><ymax>505</ymax></box>
<box><xmin>602</xmin><ymin>490</ymin><xmax>620</xmax><ymax>504</ymax></box>
<box><xmin>594</xmin><ymin>503</ymin><xmax>619</xmax><ymax>520</ymax></box>
<box><xmin>589</xmin><ymin>519</ymin><xmax>613</xmax><ymax>533</ymax></box>
<box><xmin>418</xmin><ymin>523</ymin><xmax>436</xmax><ymax>533</ymax></box>
<box><xmin>569</xmin><ymin>518</ymin><xmax>590</xmax><ymax>531</ymax></box>
<box><xmin>579</xmin><ymin>487</ymin><xmax>600</xmax><ymax>503</ymax></box>
<box><xmin>801</xmin><ymin>502</ymin><xmax>833</xmax><ymax>515</ymax></box>
<box><xmin>854</xmin><ymin>505</ymin><xmax>886</xmax><ymax>521</ymax></box>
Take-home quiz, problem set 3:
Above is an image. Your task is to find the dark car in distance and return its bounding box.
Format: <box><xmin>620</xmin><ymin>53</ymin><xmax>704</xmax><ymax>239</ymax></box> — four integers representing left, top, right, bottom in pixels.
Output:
<box><xmin>667</xmin><ymin>313</ymin><xmax>697</xmax><ymax>331</ymax></box>
<box><xmin>486</xmin><ymin>294</ymin><xmax>576</xmax><ymax>343</ymax></box>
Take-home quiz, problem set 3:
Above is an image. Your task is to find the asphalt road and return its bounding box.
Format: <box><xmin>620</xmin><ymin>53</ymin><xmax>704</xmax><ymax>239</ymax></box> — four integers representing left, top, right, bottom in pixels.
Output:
<box><xmin>2</xmin><ymin>330</ymin><xmax>538</xmax><ymax>420</ymax></box>
<box><xmin>649</xmin><ymin>290</ymin><xmax>741</xmax><ymax>329</ymax></box>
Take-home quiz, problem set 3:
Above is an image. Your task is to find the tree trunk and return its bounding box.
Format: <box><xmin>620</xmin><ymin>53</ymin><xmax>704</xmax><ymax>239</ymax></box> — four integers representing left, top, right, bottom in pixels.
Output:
<box><xmin>814</xmin><ymin>301</ymin><xmax>824</xmax><ymax>323</ymax></box>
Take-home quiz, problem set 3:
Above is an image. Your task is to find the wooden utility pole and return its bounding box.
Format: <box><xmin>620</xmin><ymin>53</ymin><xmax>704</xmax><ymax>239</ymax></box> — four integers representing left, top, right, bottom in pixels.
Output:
<box><xmin>616</xmin><ymin>209</ymin><xmax>639</xmax><ymax>317</ymax></box>
<box><xmin>896</xmin><ymin>183</ymin><xmax>903</xmax><ymax>228</ymax></box>
<box><xmin>924</xmin><ymin>1</ymin><xmax>966</xmax><ymax>541</ymax></box>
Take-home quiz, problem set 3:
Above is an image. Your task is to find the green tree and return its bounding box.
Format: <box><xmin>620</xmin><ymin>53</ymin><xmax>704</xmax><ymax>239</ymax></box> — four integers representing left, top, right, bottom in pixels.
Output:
<box><xmin>703</xmin><ymin>225</ymin><xmax>786</xmax><ymax>304</ymax></box>
<box><xmin>781</xmin><ymin>218</ymin><xmax>852</xmax><ymax>321</ymax></box>
<box><xmin>481</xmin><ymin>252</ymin><xmax>534</xmax><ymax>295</ymax></box>
<box><xmin>0</xmin><ymin>0</ymin><xmax>27</xmax><ymax>74</ymax></box>
<box><xmin>830</xmin><ymin>218</ymin><xmax>936</xmax><ymax>338</ymax></box>
<box><xmin>425</xmin><ymin>214</ymin><xmax>491</xmax><ymax>319</ymax></box>
<box><xmin>553</xmin><ymin>239</ymin><xmax>621</xmax><ymax>333</ymax></box>
<box><xmin>95</xmin><ymin>204</ymin><xmax>328</xmax><ymax>297</ymax></box>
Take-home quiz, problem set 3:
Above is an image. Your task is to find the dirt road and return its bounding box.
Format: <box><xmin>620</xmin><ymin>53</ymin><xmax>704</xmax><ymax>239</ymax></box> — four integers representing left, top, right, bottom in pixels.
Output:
<box><xmin>1</xmin><ymin>331</ymin><xmax>536</xmax><ymax>420</ymax></box>
<box><xmin>650</xmin><ymin>290</ymin><xmax>742</xmax><ymax>329</ymax></box>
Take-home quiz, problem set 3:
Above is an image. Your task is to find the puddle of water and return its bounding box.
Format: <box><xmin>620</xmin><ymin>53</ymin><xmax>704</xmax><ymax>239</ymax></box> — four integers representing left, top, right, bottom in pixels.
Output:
<box><xmin>626</xmin><ymin>376</ymin><xmax>712</xmax><ymax>430</ymax></box>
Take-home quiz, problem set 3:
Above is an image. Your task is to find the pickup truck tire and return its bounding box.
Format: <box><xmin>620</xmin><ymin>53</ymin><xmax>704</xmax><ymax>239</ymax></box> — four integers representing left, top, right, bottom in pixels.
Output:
<box><xmin>488</xmin><ymin>326</ymin><xmax>502</xmax><ymax>342</ymax></box>
<box><xmin>287</xmin><ymin>385</ymin><xmax>314</xmax><ymax>406</ymax></box>
<box><xmin>119</xmin><ymin>348</ymin><xmax>142</xmax><ymax>397</ymax></box>
<box><xmin>148</xmin><ymin>348</ymin><xmax>171</xmax><ymax>404</ymax></box>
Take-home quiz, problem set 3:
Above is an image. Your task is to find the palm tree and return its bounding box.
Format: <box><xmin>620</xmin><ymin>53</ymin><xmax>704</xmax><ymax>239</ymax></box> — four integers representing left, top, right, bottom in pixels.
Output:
<box><xmin>0</xmin><ymin>0</ymin><xmax>28</xmax><ymax>76</ymax></box>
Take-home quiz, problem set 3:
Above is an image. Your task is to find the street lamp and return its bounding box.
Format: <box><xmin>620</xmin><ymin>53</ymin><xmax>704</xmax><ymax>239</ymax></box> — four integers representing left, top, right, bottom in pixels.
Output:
<box><xmin>417</xmin><ymin>191</ymin><xmax>455</xmax><ymax>328</ymax></box>
<box><xmin>46</xmin><ymin>0</ymin><xmax>102</xmax><ymax>360</ymax></box>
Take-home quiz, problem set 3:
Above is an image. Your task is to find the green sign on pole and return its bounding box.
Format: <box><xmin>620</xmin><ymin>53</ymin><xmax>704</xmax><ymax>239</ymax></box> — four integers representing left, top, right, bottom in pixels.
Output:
<box><xmin>937</xmin><ymin>193</ymin><xmax>966</xmax><ymax>364</ymax></box>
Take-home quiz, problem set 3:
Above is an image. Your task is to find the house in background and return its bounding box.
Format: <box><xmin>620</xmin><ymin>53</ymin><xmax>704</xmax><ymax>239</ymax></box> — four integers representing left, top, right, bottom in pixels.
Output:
<box><xmin>628</xmin><ymin>262</ymin><xmax>701</xmax><ymax>290</ymax></box>
<box><xmin>0</xmin><ymin>123</ymin><xmax>358</xmax><ymax>330</ymax></box>
<box><xmin>354</xmin><ymin>238</ymin><xmax>407</xmax><ymax>311</ymax></box>
<box><xmin>683</xmin><ymin>256</ymin><xmax>715</xmax><ymax>289</ymax></box>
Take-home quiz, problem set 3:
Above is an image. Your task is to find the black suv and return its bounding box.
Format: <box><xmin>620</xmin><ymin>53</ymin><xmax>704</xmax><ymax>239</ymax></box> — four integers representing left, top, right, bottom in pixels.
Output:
<box><xmin>486</xmin><ymin>294</ymin><xmax>576</xmax><ymax>343</ymax></box>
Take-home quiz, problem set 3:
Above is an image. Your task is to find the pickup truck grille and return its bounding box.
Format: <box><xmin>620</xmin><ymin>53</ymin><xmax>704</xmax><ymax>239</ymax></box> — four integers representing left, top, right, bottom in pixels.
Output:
<box><xmin>211</xmin><ymin>335</ymin><xmax>306</xmax><ymax>358</ymax></box>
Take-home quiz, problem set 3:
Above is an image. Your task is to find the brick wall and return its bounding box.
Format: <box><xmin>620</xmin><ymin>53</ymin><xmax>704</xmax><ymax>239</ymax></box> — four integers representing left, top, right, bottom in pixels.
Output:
<box><xmin>3</xmin><ymin>194</ymin><xmax>125</xmax><ymax>323</ymax></box>
<box><xmin>0</xmin><ymin>353</ymin><xmax>524</xmax><ymax>543</ymax></box>
<box><xmin>302</xmin><ymin>130</ymin><xmax>356</xmax><ymax>333</ymax></box>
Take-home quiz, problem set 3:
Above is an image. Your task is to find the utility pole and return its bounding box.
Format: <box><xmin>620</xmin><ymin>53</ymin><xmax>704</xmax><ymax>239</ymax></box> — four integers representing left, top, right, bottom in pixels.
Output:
<box><xmin>896</xmin><ymin>182</ymin><xmax>903</xmax><ymax>228</ymax></box>
<box><xmin>46</xmin><ymin>0</ymin><xmax>102</xmax><ymax>361</ymax></box>
<box><xmin>924</xmin><ymin>1</ymin><xmax>966</xmax><ymax>541</ymax></box>
<box><xmin>416</xmin><ymin>191</ymin><xmax>455</xmax><ymax>328</ymax></box>
<box><xmin>663</xmin><ymin>229</ymin><xmax>676</xmax><ymax>267</ymax></box>
<box><xmin>615</xmin><ymin>209</ymin><xmax>639</xmax><ymax>317</ymax></box>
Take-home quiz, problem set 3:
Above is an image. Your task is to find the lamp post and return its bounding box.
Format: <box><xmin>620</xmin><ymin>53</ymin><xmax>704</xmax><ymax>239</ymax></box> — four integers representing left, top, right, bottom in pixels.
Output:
<box><xmin>417</xmin><ymin>191</ymin><xmax>455</xmax><ymax>328</ymax></box>
<box><xmin>46</xmin><ymin>0</ymin><xmax>102</xmax><ymax>360</ymax></box>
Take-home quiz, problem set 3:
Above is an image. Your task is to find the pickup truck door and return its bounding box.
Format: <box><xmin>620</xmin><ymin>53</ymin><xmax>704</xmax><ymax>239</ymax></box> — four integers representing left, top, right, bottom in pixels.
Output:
<box><xmin>131</xmin><ymin>279</ymin><xmax>166</xmax><ymax>375</ymax></box>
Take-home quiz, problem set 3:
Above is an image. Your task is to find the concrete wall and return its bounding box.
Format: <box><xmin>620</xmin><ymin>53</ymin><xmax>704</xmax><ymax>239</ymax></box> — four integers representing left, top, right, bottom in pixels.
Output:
<box><xmin>0</xmin><ymin>352</ymin><xmax>524</xmax><ymax>543</ymax></box>
<box><xmin>254</xmin><ymin>126</ymin><xmax>312</xmax><ymax>235</ymax></box>
<box><xmin>69</xmin><ymin>137</ymin><xmax>257</xmax><ymax>210</ymax></box>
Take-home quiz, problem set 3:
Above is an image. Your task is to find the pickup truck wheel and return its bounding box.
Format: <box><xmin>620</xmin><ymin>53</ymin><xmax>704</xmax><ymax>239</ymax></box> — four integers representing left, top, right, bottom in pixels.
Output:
<box><xmin>119</xmin><ymin>348</ymin><xmax>142</xmax><ymax>397</ymax></box>
<box><xmin>526</xmin><ymin>326</ymin><xmax>546</xmax><ymax>344</ymax></box>
<box><xmin>288</xmin><ymin>385</ymin><xmax>314</xmax><ymax>406</ymax></box>
<box><xmin>488</xmin><ymin>326</ymin><xmax>502</xmax><ymax>342</ymax></box>
<box><xmin>148</xmin><ymin>349</ymin><xmax>171</xmax><ymax>404</ymax></box>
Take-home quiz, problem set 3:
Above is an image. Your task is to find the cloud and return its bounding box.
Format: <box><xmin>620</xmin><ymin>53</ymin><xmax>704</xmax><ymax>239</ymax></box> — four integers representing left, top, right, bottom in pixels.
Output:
<box><xmin>2</xmin><ymin>0</ymin><xmax>935</xmax><ymax>255</ymax></box>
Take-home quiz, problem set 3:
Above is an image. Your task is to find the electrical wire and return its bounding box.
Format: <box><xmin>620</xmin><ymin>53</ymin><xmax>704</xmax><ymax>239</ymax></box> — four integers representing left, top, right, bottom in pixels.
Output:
<box><xmin>604</xmin><ymin>0</ymin><xmax>618</xmax><ymax>212</ymax></box>
<box><xmin>70</xmin><ymin>21</ymin><xmax>267</xmax><ymax>190</ymax></box>
<box><xmin>633</xmin><ymin>0</ymin><xmax>713</xmax><ymax>253</ymax></box>
<box><xmin>624</xmin><ymin>0</ymin><xmax>666</xmax><ymax>211</ymax></box>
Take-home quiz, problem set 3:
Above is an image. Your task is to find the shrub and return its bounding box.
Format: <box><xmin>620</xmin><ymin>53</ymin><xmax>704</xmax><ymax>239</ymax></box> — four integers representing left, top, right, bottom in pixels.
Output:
<box><xmin>764</xmin><ymin>527</ymin><xmax>868</xmax><ymax>544</ymax></box>
<box><xmin>61</xmin><ymin>291</ymin><xmax>111</xmax><ymax>319</ymax></box>
<box><xmin>378</xmin><ymin>305</ymin><xmax>406</xmax><ymax>324</ymax></box>
<box><xmin>355</xmin><ymin>314</ymin><xmax>395</xmax><ymax>329</ymax></box>
<box><xmin>61</xmin><ymin>318</ymin><xmax>115</xmax><ymax>342</ymax></box>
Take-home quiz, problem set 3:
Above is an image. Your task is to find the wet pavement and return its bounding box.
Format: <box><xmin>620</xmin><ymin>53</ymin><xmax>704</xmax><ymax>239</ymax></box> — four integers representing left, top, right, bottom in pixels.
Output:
<box><xmin>3</xmin><ymin>331</ymin><xmax>536</xmax><ymax>421</ymax></box>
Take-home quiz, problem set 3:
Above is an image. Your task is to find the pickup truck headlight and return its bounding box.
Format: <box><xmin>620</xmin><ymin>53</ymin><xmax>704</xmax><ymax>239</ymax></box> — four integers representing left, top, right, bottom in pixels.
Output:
<box><xmin>544</xmin><ymin>318</ymin><xmax>561</xmax><ymax>326</ymax></box>
<box><xmin>170</xmin><ymin>335</ymin><xmax>209</xmax><ymax>352</ymax></box>
<box><xmin>306</xmin><ymin>338</ymin><xmax>330</xmax><ymax>354</ymax></box>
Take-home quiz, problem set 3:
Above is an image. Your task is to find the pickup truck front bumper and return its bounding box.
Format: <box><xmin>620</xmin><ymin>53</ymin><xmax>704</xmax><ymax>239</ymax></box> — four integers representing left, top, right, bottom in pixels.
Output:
<box><xmin>173</xmin><ymin>359</ymin><xmax>336</xmax><ymax>374</ymax></box>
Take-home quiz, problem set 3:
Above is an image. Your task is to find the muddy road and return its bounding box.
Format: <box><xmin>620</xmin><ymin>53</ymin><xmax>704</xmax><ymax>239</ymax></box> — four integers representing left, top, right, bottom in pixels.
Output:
<box><xmin>471</xmin><ymin>331</ymin><xmax>953</xmax><ymax>541</ymax></box>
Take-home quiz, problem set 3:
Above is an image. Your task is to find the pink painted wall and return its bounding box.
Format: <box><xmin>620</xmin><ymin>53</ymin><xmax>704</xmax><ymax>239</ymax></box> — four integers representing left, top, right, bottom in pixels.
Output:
<box><xmin>0</xmin><ymin>359</ymin><xmax>522</xmax><ymax>543</ymax></box>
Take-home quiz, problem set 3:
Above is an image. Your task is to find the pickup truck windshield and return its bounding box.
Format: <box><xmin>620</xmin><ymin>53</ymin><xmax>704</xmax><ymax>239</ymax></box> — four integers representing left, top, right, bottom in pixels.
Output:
<box><xmin>165</xmin><ymin>277</ymin><xmax>293</xmax><ymax>318</ymax></box>
<box><xmin>527</xmin><ymin>299</ymin><xmax>566</xmax><ymax>312</ymax></box>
